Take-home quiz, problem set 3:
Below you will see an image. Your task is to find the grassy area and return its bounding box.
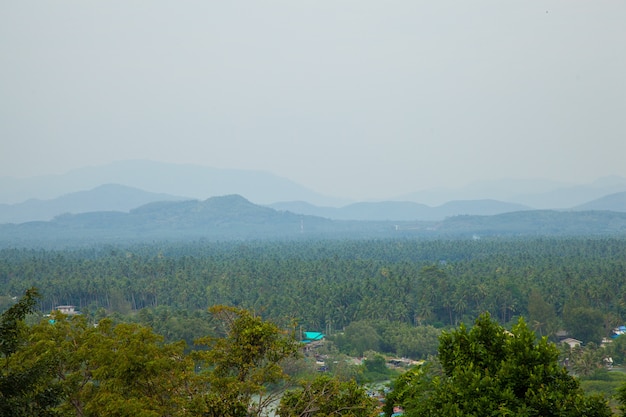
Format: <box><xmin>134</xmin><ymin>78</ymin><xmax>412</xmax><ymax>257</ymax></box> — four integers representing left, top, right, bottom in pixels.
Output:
<box><xmin>580</xmin><ymin>368</ymin><xmax>626</xmax><ymax>412</ymax></box>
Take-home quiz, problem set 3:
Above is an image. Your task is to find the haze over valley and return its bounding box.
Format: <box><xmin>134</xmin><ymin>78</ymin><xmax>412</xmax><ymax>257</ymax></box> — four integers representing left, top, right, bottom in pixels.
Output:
<box><xmin>2</xmin><ymin>4</ymin><xmax>626</xmax><ymax>415</ymax></box>
<box><xmin>1</xmin><ymin>160</ymin><xmax>625</xmax><ymax>226</ymax></box>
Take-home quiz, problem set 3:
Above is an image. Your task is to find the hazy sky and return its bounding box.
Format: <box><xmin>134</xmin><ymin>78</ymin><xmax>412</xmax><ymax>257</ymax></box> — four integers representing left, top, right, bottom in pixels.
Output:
<box><xmin>1</xmin><ymin>1</ymin><xmax>625</xmax><ymax>200</ymax></box>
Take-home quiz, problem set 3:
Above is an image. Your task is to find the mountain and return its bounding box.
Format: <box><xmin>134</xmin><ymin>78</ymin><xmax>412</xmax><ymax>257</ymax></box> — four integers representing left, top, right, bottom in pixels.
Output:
<box><xmin>572</xmin><ymin>191</ymin><xmax>626</xmax><ymax>212</ymax></box>
<box><xmin>0</xmin><ymin>195</ymin><xmax>342</xmax><ymax>246</ymax></box>
<box><xmin>396</xmin><ymin>176</ymin><xmax>626</xmax><ymax>209</ymax></box>
<box><xmin>0</xmin><ymin>160</ymin><xmax>346</xmax><ymax>206</ymax></box>
<box><xmin>396</xmin><ymin>178</ymin><xmax>569</xmax><ymax>207</ymax></box>
<box><xmin>429</xmin><ymin>199</ymin><xmax>531</xmax><ymax>219</ymax></box>
<box><xmin>270</xmin><ymin>199</ymin><xmax>530</xmax><ymax>221</ymax></box>
<box><xmin>510</xmin><ymin>176</ymin><xmax>626</xmax><ymax>209</ymax></box>
<box><xmin>0</xmin><ymin>184</ymin><xmax>188</xmax><ymax>224</ymax></box>
<box><xmin>270</xmin><ymin>201</ymin><xmax>432</xmax><ymax>221</ymax></box>
<box><xmin>2</xmin><ymin>195</ymin><xmax>626</xmax><ymax>248</ymax></box>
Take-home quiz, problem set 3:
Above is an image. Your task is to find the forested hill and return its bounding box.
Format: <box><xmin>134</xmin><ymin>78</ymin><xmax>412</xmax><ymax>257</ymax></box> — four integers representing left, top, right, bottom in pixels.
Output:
<box><xmin>0</xmin><ymin>194</ymin><xmax>338</xmax><ymax>244</ymax></box>
<box><xmin>1</xmin><ymin>194</ymin><xmax>626</xmax><ymax>247</ymax></box>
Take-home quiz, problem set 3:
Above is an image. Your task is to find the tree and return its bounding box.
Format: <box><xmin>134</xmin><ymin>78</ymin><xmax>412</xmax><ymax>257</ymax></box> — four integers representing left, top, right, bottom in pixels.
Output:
<box><xmin>17</xmin><ymin>313</ymin><xmax>196</xmax><ymax>417</ymax></box>
<box><xmin>387</xmin><ymin>313</ymin><xmax>612</xmax><ymax>417</ymax></box>
<box><xmin>566</xmin><ymin>343</ymin><xmax>606</xmax><ymax>378</ymax></box>
<box><xmin>191</xmin><ymin>305</ymin><xmax>300</xmax><ymax>417</ymax></box>
<box><xmin>608</xmin><ymin>334</ymin><xmax>626</xmax><ymax>365</ymax></box>
<box><xmin>383</xmin><ymin>363</ymin><xmax>437</xmax><ymax>417</ymax></box>
<box><xmin>332</xmin><ymin>321</ymin><xmax>382</xmax><ymax>357</ymax></box>
<box><xmin>278</xmin><ymin>374</ymin><xmax>378</xmax><ymax>417</ymax></box>
<box><xmin>562</xmin><ymin>305</ymin><xmax>605</xmax><ymax>344</ymax></box>
<box><xmin>527</xmin><ymin>288</ymin><xmax>558</xmax><ymax>338</ymax></box>
<box><xmin>0</xmin><ymin>287</ymin><xmax>62</xmax><ymax>417</ymax></box>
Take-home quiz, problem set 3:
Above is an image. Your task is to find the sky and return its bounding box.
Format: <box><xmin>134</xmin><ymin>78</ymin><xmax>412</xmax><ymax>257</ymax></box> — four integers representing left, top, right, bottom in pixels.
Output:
<box><xmin>1</xmin><ymin>1</ymin><xmax>625</xmax><ymax>200</ymax></box>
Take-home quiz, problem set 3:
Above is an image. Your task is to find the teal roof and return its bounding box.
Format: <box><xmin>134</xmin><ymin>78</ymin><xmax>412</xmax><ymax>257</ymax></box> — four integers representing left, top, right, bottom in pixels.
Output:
<box><xmin>303</xmin><ymin>331</ymin><xmax>324</xmax><ymax>341</ymax></box>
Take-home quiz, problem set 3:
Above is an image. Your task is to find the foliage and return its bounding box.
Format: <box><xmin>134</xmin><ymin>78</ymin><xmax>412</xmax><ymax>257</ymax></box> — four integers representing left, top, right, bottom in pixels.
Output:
<box><xmin>563</xmin><ymin>305</ymin><xmax>606</xmax><ymax>344</ymax></box>
<box><xmin>357</xmin><ymin>351</ymin><xmax>398</xmax><ymax>383</ymax></box>
<box><xmin>383</xmin><ymin>363</ymin><xmax>437</xmax><ymax>417</ymax></box>
<box><xmin>1</xmin><ymin>297</ymin><xmax>302</xmax><ymax>417</ymax></box>
<box><xmin>580</xmin><ymin>370</ymin><xmax>626</xmax><ymax>412</ymax></box>
<box><xmin>0</xmin><ymin>287</ymin><xmax>61</xmax><ymax>417</ymax></box>
<box><xmin>3</xmin><ymin>238</ymin><xmax>626</xmax><ymax>413</ymax></box>
<box><xmin>191</xmin><ymin>305</ymin><xmax>301</xmax><ymax>417</ymax></box>
<box><xmin>0</xmin><ymin>287</ymin><xmax>40</xmax><ymax>358</ymax></box>
<box><xmin>2</xmin><ymin>238</ymin><xmax>626</xmax><ymax>352</ymax></box>
<box><xmin>332</xmin><ymin>321</ymin><xmax>382</xmax><ymax>357</ymax></box>
<box><xmin>527</xmin><ymin>288</ymin><xmax>559</xmax><ymax>338</ymax></box>
<box><xmin>565</xmin><ymin>343</ymin><xmax>607</xmax><ymax>377</ymax></box>
<box><xmin>278</xmin><ymin>374</ymin><xmax>378</xmax><ymax>417</ymax></box>
<box><xmin>387</xmin><ymin>313</ymin><xmax>612</xmax><ymax>417</ymax></box>
<box><xmin>609</xmin><ymin>336</ymin><xmax>626</xmax><ymax>365</ymax></box>
<box><xmin>16</xmin><ymin>313</ymin><xmax>196</xmax><ymax>417</ymax></box>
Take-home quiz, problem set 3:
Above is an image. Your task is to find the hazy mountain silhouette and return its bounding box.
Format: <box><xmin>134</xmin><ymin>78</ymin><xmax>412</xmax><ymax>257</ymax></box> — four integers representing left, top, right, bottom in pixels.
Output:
<box><xmin>572</xmin><ymin>191</ymin><xmax>626</xmax><ymax>212</ymax></box>
<box><xmin>397</xmin><ymin>176</ymin><xmax>626</xmax><ymax>209</ymax></box>
<box><xmin>0</xmin><ymin>160</ymin><xmax>345</xmax><ymax>206</ymax></box>
<box><xmin>2</xmin><ymin>195</ymin><xmax>626</xmax><ymax>248</ymax></box>
<box><xmin>270</xmin><ymin>199</ymin><xmax>530</xmax><ymax>221</ymax></box>
<box><xmin>0</xmin><ymin>184</ymin><xmax>188</xmax><ymax>224</ymax></box>
<box><xmin>1</xmin><ymin>161</ymin><xmax>626</xmax><ymax>224</ymax></box>
<box><xmin>0</xmin><ymin>195</ymin><xmax>352</xmax><ymax>246</ymax></box>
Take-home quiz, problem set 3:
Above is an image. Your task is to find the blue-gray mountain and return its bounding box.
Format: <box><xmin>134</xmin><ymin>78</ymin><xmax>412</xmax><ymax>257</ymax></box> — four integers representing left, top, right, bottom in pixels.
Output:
<box><xmin>269</xmin><ymin>199</ymin><xmax>531</xmax><ymax>221</ymax></box>
<box><xmin>0</xmin><ymin>160</ymin><xmax>343</xmax><ymax>207</ymax></box>
<box><xmin>398</xmin><ymin>176</ymin><xmax>626</xmax><ymax>208</ymax></box>
<box><xmin>0</xmin><ymin>184</ymin><xmax>188</xmax><ymax>224</ymax></box>
<box><xmin>2</xmin><ymin>160</ymin><xmax>625</xmax><ymax>210</ymax></box>
<box><xmin>2</xmin><ymin>195</ymin><xmax>626</xmax><ymax>249</ymax></box>
<box><xmin>1</xmin><ymin>178</ymin><xmax>625</xmax><ymax>225</ymax></box>
<box><xmin>572</xmin><ymin>191</ymin><xmax>626</xmax><ymax>212</ymax></box>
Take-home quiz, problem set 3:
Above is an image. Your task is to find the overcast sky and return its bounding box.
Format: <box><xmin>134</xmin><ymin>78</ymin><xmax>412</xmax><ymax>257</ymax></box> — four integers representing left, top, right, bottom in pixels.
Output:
<box><xmin>1</xmin><ymin>1</ymin><xmax>625</xmax><ymax>200</ymax></box>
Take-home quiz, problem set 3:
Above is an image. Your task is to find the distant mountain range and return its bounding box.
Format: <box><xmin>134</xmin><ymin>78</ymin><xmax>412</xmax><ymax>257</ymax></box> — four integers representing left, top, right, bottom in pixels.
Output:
<box><xmin>0</xmin><ymin>184</ymin><xmax>188</xmax><ymax>224</ymax></box>
<box><xmin>0</xmin><ymin>160</ymin><xmax>344</xmax><ymax>206</ymax></box>
<box><xmin>397</xmin><ymin>176</ymin><xmax>626</xmax><ymax>208</ymax></box>
<box><xmin>0</xmin><ymin>160</ymin><xmax>625</xmax><ymax>225</ymax></box>
<box><xmin>1</xmin><ymin>195</ymin><xmax>625</xmax><ymax>248</ymax></box>
<box><xmin>3</xmin><ymin>184</ymin><xmax>625</xmax><ymax>225</ymax></box>
<box><xmin>269</xmin><ymin>199</ymin><xmax>532</xmax><ymax>221</ymax></box>
<box><xmin>0</xmin><ymin>195</ymin><xmax>336</xmax><ymax>246</ymax></box>
<box><xmin>572</xmin><ymin>191</ymin><xmax>626</xmax><ymax>212</ymax></box>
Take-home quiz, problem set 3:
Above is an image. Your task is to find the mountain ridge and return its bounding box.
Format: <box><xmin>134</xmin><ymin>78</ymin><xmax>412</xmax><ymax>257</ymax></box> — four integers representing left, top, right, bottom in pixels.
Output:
<box><xmin>269</xmin><ymin>199</ymin><xmax>531</xmax><ymax>221</ymax></box>
<box><xmin>2</xmin><ymin>161</ymin><xmax>626</xmax><ymax>210</ymax></box>
<box><xmin>0</xmin><ymin>160</ymin><xmax>345</xmax><ymax>207</ymax></box>
<box><xmin>0</xmin><ymin>184</ymin><xmax>188</xmax><ymax>224</ymax></box>
<box><xmin>2</xmin><ymin>195</ymin><xmax>626</xmax><ymax>248</ymax></box>
<box><xmin>1</xmin><ymin>182</ymin><xmax>625</xmax><ymax>225</ymax></box>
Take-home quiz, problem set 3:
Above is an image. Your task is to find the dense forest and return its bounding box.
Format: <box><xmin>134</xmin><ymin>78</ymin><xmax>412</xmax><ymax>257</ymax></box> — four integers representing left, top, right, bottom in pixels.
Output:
<box><xmin>1</xmin><ymin>237</ymin><xmax>626</xmax><ymax>348</ymax></box>
<box><xmin>4</xmin><ymin>236</ymin><xmax>626</xmax><ymax>415</ymax></box>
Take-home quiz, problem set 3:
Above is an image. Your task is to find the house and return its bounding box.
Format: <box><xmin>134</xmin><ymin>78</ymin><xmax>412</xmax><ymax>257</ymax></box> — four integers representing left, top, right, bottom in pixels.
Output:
<box><xmin>55</xmin><ymin>305</ymin><xmax>78</xmax><ymax>315</ymax></box>
<box><xmin>561</xmin><ymin>338</ymin><xmax>582</xmax><ymax>349</ymax></box>
<box><xmin>302</xmin><ymin>331</ymin><xmax>325</xmax><ymax>343</ymax></box>
<box><xmin>303</xmin><ymin>331</ymin><xmax>324</xmax><ymax>341</ymax></box>
<box><xmin>301</xmin><ymin>332</ymin><xmax>325</xmax><ymax>352</ymax></box>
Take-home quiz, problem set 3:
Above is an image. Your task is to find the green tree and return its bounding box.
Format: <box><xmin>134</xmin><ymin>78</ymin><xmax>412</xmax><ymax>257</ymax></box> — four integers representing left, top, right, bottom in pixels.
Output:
<box><xmin>18</xmin><ymin>313</ymin><xmax>195</xmax><ymax>417</ymax></box>
<box><xmin>191</xmin><ymin>305</ymin><xmax>300</xmax><ymax>417</ymax></box>
<box><xmin>383</xmin><ymin>364</ymin><xmax>436</xmax><ymax>417</ymax></box>
<box><xmin>332</xmin><ymin>321</ymin><xmax>382</xmax><ymax>357</ymax></box>
<box><xmin>0</xmin><ymin>287</ymin><xmax>62</xmax><ymax>417</ymax></box>
<box><xmin>527</xmin><ymin>288</ymin><xmax>558</xmax><ymax>338</ymax></box>
<box><xmin>388</xmin><ymin>313</ymin><xmax>612</xmax><ymax>417</ymax></box>
<box><xmin>567</xmin><ymin>343</ymin><xmax>605</xmax><ymax>378</ymax></box>
<box><xmin>608</xmin><ymin>334</ymin><xmax>626</xmax><ymax>365</ymax></box>
<box><xmin>278</xmin><ymin>374</ymin><xmax>378</xmax><ymax>417</ymax></box>
<box><xmin>563</xmin><ymin>305</ymin><xmax>605</xmax><ymax>344</ymax></box>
